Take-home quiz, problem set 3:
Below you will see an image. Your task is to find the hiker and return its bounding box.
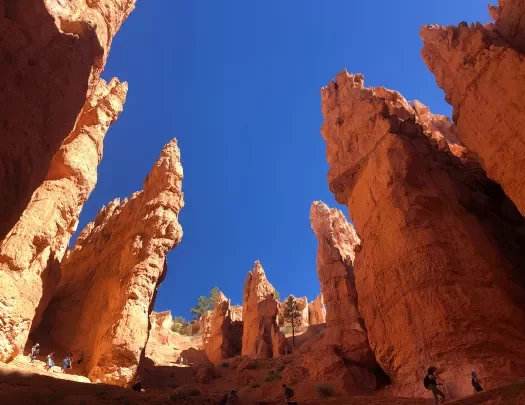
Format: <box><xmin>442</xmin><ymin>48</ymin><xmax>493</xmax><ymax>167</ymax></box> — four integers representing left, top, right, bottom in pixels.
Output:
<box><xmin>424</xmin><ymin>366</ymin><xmax>446</xmax><ymax>405</ymax></box>
<box><xmin>61</xmin><ymin>355</ymin><xmax>72</xmax><ymax>374</ymax></box>
<box><xmin>132</xmin><ymin>375</ymin><xmax>143</xmax><ymax>392</ymax></box>
<box><xmin>44</xmin><ymin>352</ymin><xmax>55</xmax><ymax>372</ymax></box>
<box><xmin>471</xmin><ymin>370</ymin><xmax>484</xmax><ymax>392</ymax></box>
<box><xmin>282</xmin><ymin>384</ymin><xmax>297</xmax><ymax>405</ymax></box>
<box><xmin>77</xmin><ymin>350</ymin><xmax>84</xmax><ymax>365</ymax></box>
<box><xmin>30</xmin><ymin>343</ymin><xmax>40</xmax><ymax>364</ymax></box>
<box><xmin>218</xmin><ymin>389</ymin><xmax>238</xmax><ymax>405</ymax></box>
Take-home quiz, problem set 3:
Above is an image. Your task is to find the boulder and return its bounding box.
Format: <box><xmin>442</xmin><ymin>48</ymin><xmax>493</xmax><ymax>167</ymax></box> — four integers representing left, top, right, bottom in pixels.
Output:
<box><xmin>150</xmin><ymin>311</ymin><xmax>173</xmax><ymax>332</ymax></box>
<box><xmin>308</xmin><ymin>294</ymin><xmax>326</xmax><ymax>325</ymax></box>
<box><xmin>421</xmin><ymin>16</ymin><xmax>525</xmax><ymax>215</ymax></box>
<box><xmin>241</xmin><ymin>261</ymin><xmax>288</xmax><ymax>359</ymax></box>
<box><xmin>320</xmin><ymin>70</ymin><xmax>525</xmax><ymax>398</ymax></box>
<box><xmin>203</xmin><ymin>292</ymin><xmax>243</xmax><ymax>363</ymax></box>
<box><xmin>310</xmin><ymin>201</ymin><xmax>375</xmax><ymax>367</ymax></box>
<box><xmin>32</xmin><ymin>139</ymin><xmax>184</xmax><ymax>386</ymax></box>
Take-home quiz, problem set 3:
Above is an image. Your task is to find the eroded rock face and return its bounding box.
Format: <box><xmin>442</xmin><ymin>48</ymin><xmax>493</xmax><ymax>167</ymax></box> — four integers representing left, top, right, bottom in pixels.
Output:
<box><xmin>203</xmin><ymin>292</ymin><xmax>243</xmax><ymax>363</ymax></box>
<box><xmin>320</xmin><ymin>70</ymin><xmax>525</xmax><ymax>398</ymax></box>
<box><xmin>308</xmin><ymin>293</ymin><xmax>326</xmax><ymax>325</ymax></box>
<box><xmin>310</xmin><ymin>201</ymin><xmax>375</xmax><ymax>367</ymax></box>
<box><xmin>241</xmin><ymin>261</ymin><xmax>288</xmax><ymax>359</ymax></box>
<box><xmin>33</xmin><ymin>139</ymin><xmax>184</xmax><ymax>386</ymax></box>
<box><xmin>489</xmin><ymin>0</ymin><xmax>525</xmax><ymax>53</ymax></box>
<box><xmin>0</xmin><ymin>0</ymin><xmax>135</xmax><ymax>239</ymax></box>
<box><xmin>421</xmin><ymin>16</ymin><xmax>525</xmax><ymax>215</ymax></box>
<box><xmin>0</xmin><ymin>78</ymin><xmax>127</xmax><ymax>362</ymax></box>
<box><xmin>150</xmin><ymin>311</ymin><xmax>173</xmax><ymax>333</ymax></box>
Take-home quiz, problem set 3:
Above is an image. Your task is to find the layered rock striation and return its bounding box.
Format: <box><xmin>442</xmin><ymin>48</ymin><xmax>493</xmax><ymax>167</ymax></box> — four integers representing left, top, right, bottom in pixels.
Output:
<box><xmin>310</xmin><ymin>201</ymin><xmax>375</xmax><ymax>367</ymax></box>
<box><xmin>308</xmin><ymin>293</ymin><xmax>326</xmax><ymax>325</ymax></box>
<box><xmin>203</xmin><ymin>292</ymin><xmax>243</xmax><ymax>363</ymax></box>
<box><xmin>320</xmin><ymin>70</ymin><xmax>525</xmax><ymax>398</ymax></box>
<box><xmin>242</xmin><ymin>261</ymin><xmax>288</xmax><ymax>359</ymax></box>
<box><xmin>421</xmin><ymin>5</ymin><xmax>525</xmax><ymax>215</ymax></box>
<box><xmin>34</xmin><ymin>139</ymin><xmax>184</xmax><ymax>386</ymax></box>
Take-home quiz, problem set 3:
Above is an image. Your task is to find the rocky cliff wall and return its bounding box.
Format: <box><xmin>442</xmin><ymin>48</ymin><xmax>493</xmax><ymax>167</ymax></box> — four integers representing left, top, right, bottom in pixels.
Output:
<box><xmin>308</xmin><ymin>294</ymin><xmax>326</xmax><ymax>325</ymax></box>
<box><xmin>421</xmin><ymin>5</ymin><xmax>525</xmax><ymax>215</ymax></box>
<box><xmin>33</xmin><ymin>139</ymin><xmax>184</xmax><ymax>386</ymax></box>
<box><xmin>320</xmin><ymin>70</ymin><xmax>525</xmax><ymax>398</ymax></box>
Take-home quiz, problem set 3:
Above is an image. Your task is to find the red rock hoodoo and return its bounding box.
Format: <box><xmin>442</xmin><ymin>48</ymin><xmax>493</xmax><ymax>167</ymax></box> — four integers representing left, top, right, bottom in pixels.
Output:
<box><xmin>0</xmin><ymin>0</ymin><xmax>133</xmax><ymax>362</ymax></box>
<box><xmin>241</xmin><ymin>261</ymin><xmax>288</xmax><ymax>359</ymax></box>
<box><xmin>320</xmin><ymin>70</ymin><xmax>525</xmax><ymax>398</ymax></box>
<box><xmin>421</xmin><ymin>1</ymin><xmax>525</xmax><ymax>215</ymax></box>
<box><xmin>309</xmin><ymin>201</ymin><xmax>375</xmax><ymax>368</ymax></box>
<box><xmin>202</xmin><ymin>292</ymin><xmax>243</xmax><ymax>364</ymax></box>
<box><xmin>308</xmin><ymin>293</ymin><xmax>326</xmax><ymax>325</ymax></box>
<box><xmin>32</xmin><ymin>139</ymin><xmax>184</xmax><ymax>386</ymax></box>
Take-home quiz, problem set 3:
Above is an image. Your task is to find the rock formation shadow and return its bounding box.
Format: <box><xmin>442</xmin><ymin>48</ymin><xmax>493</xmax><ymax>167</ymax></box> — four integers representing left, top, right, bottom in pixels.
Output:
<box><xmin>0</xmin><ymin>0</ymin><xmax>102</xmax><ymax>239</ymax></box>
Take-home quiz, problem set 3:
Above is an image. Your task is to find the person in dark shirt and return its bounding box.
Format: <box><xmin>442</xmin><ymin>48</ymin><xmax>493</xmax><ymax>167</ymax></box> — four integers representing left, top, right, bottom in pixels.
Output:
<box><xmin>424</xmin><ymin>366</ymin><xmax>445</xmax><ymax>405</ymax></box>
<box><xmin>282</xmin><ymin>384</ymin><xmax>297</xmax><ymax>405</ymax></box>
<box><xmin>471</xmin><ymin>370</ymin><xmax>484</xmax><ymax>392</ymax></box>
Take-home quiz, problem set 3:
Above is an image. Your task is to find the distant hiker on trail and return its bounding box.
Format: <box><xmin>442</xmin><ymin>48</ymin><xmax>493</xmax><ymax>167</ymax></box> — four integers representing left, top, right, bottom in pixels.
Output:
<box><xmin>61</xmin><ymin>355</ymin><xmax>72</xmax><ymax>373</ymax></box>
<box><xmin>30</xmin><ymin>343</ymin><xmax>40</xmax><ymax>364</ymax></box>
<box><xmin>218</xmin><ymin>389</ymin><xmax>238</xmax><ymax>405</ymax></box>
<box><xmin>44</xmin><ymin>352</ymin><xmax>55</xmax><ymax>372</ymax></box>
<box><xmin>471</xmin><ymin>370</ymin><xmax>484</xmax><ymax>392</ymax></box>
<box><xmin>424</xmin><ymin>366</ymin><xmax>446</xmax><ymax>405</ymax></box>
<box><xmin>282</xmin><ymin>384</ymin><xmax>297</xmax><ymax>405</ymax></box>
<box><xmin>77</xmin><ymin>350</ymin><xmax>84</xmax><ymax>365</ymax></box>
<box><xmin>132</xmin><ymin>375</ymin><xmax>143</xmax><ymax>392</ymax></box>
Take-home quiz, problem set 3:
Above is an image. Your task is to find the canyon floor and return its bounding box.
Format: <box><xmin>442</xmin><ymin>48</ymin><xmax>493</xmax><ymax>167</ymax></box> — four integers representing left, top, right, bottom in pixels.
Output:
<box><xmin>3</xmin><ymin>328</ymin><xmax>525</xmax><ymax>405</ymax></box>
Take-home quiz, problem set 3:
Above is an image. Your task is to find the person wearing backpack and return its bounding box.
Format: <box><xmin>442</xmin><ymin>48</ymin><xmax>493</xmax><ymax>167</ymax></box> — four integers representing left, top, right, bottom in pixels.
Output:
<box><xmin>282</xmin><ymin>384</ymin><xmax>297</xmax><ymax>405</ymax></box>
<box><xmin>424</xmin><ymin>366</ymin><xmax>445</xmax><ymax>405</ymax></box>
<box><xmin>471</xmin><ymin>370</ymin><xmax>484</xmax><ymax>392</ymax></box>
<box><xmin>29</xmin><ymin>343</ymin><xmax>40</xmax><ymax>364</ymax></box>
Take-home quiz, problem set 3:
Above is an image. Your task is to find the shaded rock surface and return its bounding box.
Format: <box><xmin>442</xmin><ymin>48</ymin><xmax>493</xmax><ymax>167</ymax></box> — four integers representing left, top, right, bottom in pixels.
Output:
<box><xmin>203</xmin><ymin>292</ymin><xmax>243</xmax><ymax>363</ymax></box>
<box><xmin>241</xmin><ymin>261</ymin><xmax>288</xmax><ymax>359</ymax></box>
<box><xmin>32</xmin><ymin>139</ymin><xmax>184</xmax><ymax>386</ymax></box>
<box><xmin>310</xmin><ymin>201</ymin><xmax>375</xmax><ymax>367</ymax></box>
<box><xmin>421</xmin><ymin>11</ymin><xmax>525</xmax><ymax>215</ymax></box>
<box><xmin>308</xmin><ymin>293</ymin><xmax>326</xmax><ymax>325</ymax></box>
<box><xmin>0</xmin><ymin>0</ymin><xmax>134</xmax><ymax>239</ymax></box>
<box><xmin>0</xmin><ymin>78</ymin><xmax>127</xmax><ymax>362</ymax></box>
<box><xmin>320</xmin><ymin>70</ymin><xmax>525</xmax><ymax>398</ymax></box>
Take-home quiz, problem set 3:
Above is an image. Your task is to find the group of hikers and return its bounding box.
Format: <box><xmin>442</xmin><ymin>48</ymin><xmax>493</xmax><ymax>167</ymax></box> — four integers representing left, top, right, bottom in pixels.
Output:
<box><xmin>424</xmin><ymin>366</ymin><xmax>484</xmax><ymax>405</ymax></box>
<box><xmin>30</xmin><ymin>343</ymin><xmax>84</xmax><ymax>374</ymax></box>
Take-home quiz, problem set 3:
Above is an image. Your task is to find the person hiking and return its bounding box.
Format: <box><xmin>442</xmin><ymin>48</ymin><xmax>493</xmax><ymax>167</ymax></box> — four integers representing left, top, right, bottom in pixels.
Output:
<box><xmin>77</xmin><ymin>350</ymin><xmax>84</xmax><ymax>365</ymax></box>
<box><xmin>132</xmin><ymin>374</ymin><xmax>143</xmax><ymax>392</ymax></box>
<box><xmin>471</xmin><ymin>370</ymin><xmax>484</xmax><ymax>392</ymax></box>
<box><xmin>218</xmin><ymin>389</ymin><xmax>238</xmax><ymax>405</ymax></box>
<box><xmin>61</xmin><ymin>355</ymin><xmax>72</xmax><ymax>374</ymax></box>
<box><xmin>30</xmin><ymin>343</ymin><xmax>40</xmax><ymax>364</ymax></box>
<box><xmin>424</xmin><ymin>366</ymin><xmax>446</xmax><ymax>405</ymax></box>
<box><xmin>282</xmin><ymin>384</ymin><xmax>297</xmax><ymax>405</ymax></box>
<box><xmin>44</xmin><ymin>352</ymin><xmax>55</xmax><ymax>372</ymax></box>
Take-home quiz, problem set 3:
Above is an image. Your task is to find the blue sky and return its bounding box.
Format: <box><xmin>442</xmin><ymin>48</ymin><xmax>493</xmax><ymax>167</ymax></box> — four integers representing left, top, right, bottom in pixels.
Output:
<box><xmin>79</xmin><ymin>1</ymin><xmax>489</xmax><ymax>318</ymax></box>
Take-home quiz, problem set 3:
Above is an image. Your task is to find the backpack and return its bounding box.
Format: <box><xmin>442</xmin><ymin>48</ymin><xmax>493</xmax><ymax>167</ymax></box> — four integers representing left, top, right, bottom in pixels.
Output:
<box><xmin>423</xmin><ymin>375</ymin><xmax>433</xmax><ymax>389</ymax></box>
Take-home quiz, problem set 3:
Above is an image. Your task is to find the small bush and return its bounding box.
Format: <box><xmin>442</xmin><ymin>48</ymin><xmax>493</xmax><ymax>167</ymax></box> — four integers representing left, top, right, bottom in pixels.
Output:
<box><xmin>221</xmin><ymin>362</ymin><xmax>229</xmax><ymax>368</ymax></box>
<box><xmin>264</xmin><ymin>371</ymin><xmax>282</xmax><ymax>382</ymax></box>
<box><xmin>316</xmin><ymin>383</ymin><xmax>336</xmax><ymax>398</ymax></box>
<box><xmin>187</xmin><ymin>387</ymin><xmax>201</xmax><ymax>396</ymax></box>
<box><xmin>250</xmin><ymin>382</ymin><xmax>261</xmax><ymax>388</ymax></box>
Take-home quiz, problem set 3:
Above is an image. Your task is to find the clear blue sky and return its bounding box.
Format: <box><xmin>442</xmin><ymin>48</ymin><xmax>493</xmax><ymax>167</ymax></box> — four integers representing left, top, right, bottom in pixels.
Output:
<box><xmin>78</xmin><ymin>1</ymin><xmax>489</xmax><ymax>318</ymax></box>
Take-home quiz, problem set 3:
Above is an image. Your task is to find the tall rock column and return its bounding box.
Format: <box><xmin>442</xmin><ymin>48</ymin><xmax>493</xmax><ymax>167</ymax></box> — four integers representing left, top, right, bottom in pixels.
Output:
<box><xmin>0</xmin><ymin>78</ymin><xmax>127</xmax><ymax>362</ymax></box>
<box><xmin>310</xmin><ymin>201</ymin><xmax>375</xmax><ymax>367</ymax></box>
<box><xmin>421</xmin><ymin>7</ymin><xmax>525</xmax><ymax>215</ymax></box>
<box><xmin>203</xmin><ymin>292</ymin><xmax>243</xmax><ymax>363</ymax></box>
<box><xmin>320</xmin><ymin>70</ymin><xmax>525</xmax><ymax>398</ymax></box>
<box><xmin>308</xmin><ymin>293</ymin><xmax>326</xmax><ymax>325</ymax></box>
<box><xmin>33</xmin><ymin>139</ymin><xmax>184</xmax><ymax>386</ymax></box>
<box><xmin>242</xmin><ymin>261</ymin><xmax>288</xmax><ymax>359</ymax></box>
